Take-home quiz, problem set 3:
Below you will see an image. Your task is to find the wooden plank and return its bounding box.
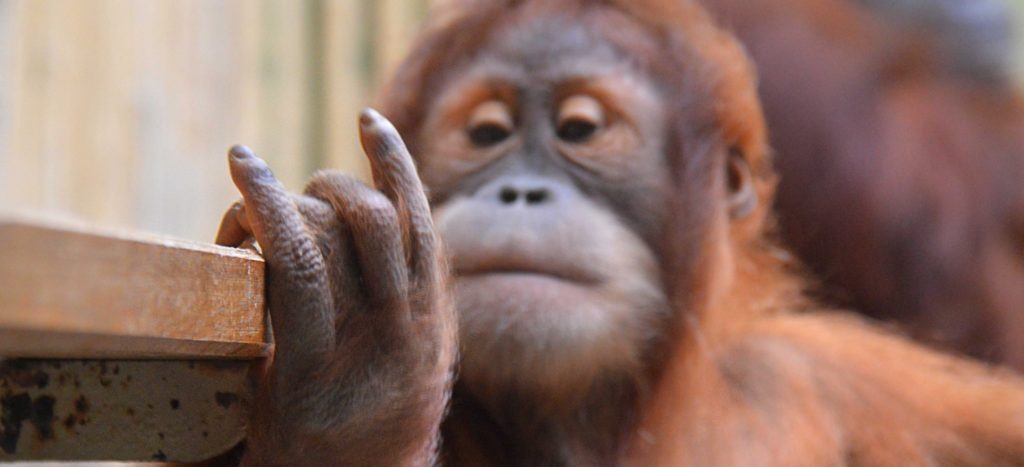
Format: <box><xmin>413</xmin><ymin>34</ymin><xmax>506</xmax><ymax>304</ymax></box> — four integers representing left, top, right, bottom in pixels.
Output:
<box><xmin>0</xmin><ymin>216</ymin><xmax>267</xmax><ymax>359</ymax></box>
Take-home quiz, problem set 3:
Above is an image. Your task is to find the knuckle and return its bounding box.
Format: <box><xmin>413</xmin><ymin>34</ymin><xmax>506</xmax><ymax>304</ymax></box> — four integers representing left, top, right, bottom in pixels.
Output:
<box><xmin>237</xmin><ymin>162</ymin><xmax>276</xmax><ymax>190</ymax></box>
<box><xmin>220</xmin><ymin>201</ymin><xmax>246</xmax><ymax>221</ymax></box>
<box><xmin>273</xmin><ymin>241</ymin><xmax>327</xmax><ymax>281</ymax></box>
<box><xmin>306</xmin><ymin>168</ymin><xmax>343</xmax><ymax>185</ymax></box>
<box><xmin>304</xmin><ymin>170</ymin><xmax>361</xmax><ymax>198</ymax></box>
<box><xmin>222</xmin><ymin>202</ymin><xmax>246</xmax><ymax>223</ymax></box>
<box><xmin>292</xmin><ymin>195</ymin><xmax>336</xmax><ymax>231</ymax></box>
<box><xmin>354</xmin><ymin>191</ymin><xmax>400</xmax><ymax>231</ymax></box>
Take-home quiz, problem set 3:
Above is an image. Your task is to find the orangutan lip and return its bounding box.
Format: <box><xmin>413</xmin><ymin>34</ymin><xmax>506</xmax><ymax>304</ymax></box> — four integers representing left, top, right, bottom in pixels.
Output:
<box><xmin>455</xmin><ymin>267</ymin><xmax>599</xmax><ymax>285</ymax></box>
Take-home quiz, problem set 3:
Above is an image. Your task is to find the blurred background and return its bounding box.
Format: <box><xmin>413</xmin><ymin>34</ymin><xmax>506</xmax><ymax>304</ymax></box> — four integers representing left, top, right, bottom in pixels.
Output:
<box><xmin>0</xmin><ymin>0</ymin><xmax>431</xmax><ymax>242</ymax></box>
<box><xmin>0</xmin><ymin>0</ymin><xmax>1023</xmax><ymax>243</ymax></box>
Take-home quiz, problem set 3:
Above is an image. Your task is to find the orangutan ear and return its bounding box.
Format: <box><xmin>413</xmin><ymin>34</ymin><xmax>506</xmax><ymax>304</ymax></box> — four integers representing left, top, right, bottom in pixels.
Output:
<box><xmin>726</xmin><ymin>147</ymin><xmax>757</xmax><ymax>219</ymax></box>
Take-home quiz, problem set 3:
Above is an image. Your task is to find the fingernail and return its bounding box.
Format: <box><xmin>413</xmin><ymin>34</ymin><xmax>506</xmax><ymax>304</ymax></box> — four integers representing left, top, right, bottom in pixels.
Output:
<box><xmin>229</xmin><ymin>144</ymin><xmax>254</xmax><ymax>160</ymax></box>
<box><xmin>359</xmin><ymin>108</ymin><xmax>382</xmax><ymax>128</ymax></box>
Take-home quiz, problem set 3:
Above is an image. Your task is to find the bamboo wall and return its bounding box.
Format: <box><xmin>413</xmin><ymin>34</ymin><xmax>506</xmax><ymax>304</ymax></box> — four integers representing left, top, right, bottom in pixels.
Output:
<box><xmin>0</xmin><ymin>0</ymin><xmax>427</xmax><ymax>242</ymax></box>
<box><xmin>1</xmin><ymin>0</ymin><xmax>1023</xmax><ymax>242</ymax></box>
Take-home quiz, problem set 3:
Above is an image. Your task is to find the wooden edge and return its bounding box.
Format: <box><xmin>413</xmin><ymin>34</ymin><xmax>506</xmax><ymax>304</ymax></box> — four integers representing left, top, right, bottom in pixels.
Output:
<box><xmin>0</xmin><ymin>329</ymin><xmax>270</xmax><ymax>359</ymax></box>
<box><xmin>0</xmin><ymin>212</ymin><xmax>263</xmax><ymax>261</ymax></box>
<box><xmin>0</xmin><ymin>217</ymin><xmax>269</xmax><ymax>359</ymax></box>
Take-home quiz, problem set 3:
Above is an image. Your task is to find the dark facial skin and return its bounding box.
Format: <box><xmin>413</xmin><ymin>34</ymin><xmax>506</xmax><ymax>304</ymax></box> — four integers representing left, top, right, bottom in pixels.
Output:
<box><xmin>420</xmin><ymin>19</ymin><xmax>671</xmax><ymax>415</ymax></box>
<box><xmin>411</xmin><ymin>19</ymin><xmax>676</xmax><ymax>463</ymax></box>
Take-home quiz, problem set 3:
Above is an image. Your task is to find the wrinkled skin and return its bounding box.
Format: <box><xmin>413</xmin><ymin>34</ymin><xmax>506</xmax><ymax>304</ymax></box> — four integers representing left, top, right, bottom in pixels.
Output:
<box><xmin>216</xmin><ymin>111</ymin><xmax>455</xmax><ymax>466</ymax></box>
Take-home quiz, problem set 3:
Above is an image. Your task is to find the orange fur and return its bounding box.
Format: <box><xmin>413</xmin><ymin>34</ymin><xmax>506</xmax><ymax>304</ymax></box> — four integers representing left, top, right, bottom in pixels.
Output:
<box><xmin>207</xmin><ymin>2</ymin><xmax>1024</xmax><ymax>464</ymax></box>
<box><xmin>376</xmin><ymin>1</ymin><xmax>1024</xmax><ymax>464</ymax></box>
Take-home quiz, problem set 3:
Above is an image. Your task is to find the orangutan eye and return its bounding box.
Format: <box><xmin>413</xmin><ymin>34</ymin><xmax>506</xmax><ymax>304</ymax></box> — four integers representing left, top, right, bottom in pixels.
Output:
<box><xmin>556</xmin><ymin>94</ymin><xmax>605</xmax><ymax>143</ymax></box>
<box><xmin>467</xmin><ymin>100</ymin><xmax>514</xmax><ymax>147</ymax></box>
<box><xmin>468</xmin><ymin>124</ymin><xmax>511</xmax><ymax>147</ymax></box>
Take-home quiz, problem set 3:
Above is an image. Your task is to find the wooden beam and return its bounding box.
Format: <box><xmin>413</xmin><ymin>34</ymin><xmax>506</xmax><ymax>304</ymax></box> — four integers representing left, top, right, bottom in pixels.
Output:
<box><xmin>0</xmin><ymin>216</ymin><xmax>268</xmax><ymax>359</ymax></box>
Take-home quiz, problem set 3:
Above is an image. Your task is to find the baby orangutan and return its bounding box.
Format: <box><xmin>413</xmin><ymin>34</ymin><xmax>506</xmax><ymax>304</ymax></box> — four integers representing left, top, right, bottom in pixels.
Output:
<box><xmin>217</xmin><ymin>0</ymin><xmax>1024</xmax><ymax>465</ymax></box>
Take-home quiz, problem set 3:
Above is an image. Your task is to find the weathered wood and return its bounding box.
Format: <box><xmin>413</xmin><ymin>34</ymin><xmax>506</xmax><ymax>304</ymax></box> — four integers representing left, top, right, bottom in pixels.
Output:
<box><xmin>0</xmin><ymin>359</ymin><xmax>251</xmax><ymax>461</ymax></box>
<box><xmin>0</xmin><ymin>217</ymin><xmax>267</xmax><ymax>359</ymax></box>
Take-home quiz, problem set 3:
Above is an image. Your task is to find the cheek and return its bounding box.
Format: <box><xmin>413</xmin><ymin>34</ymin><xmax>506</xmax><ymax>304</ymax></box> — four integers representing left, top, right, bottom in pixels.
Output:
<box><xmin>418</xmin><ymin>147</ymin><xmax>506</xmax><ymax>203</ymax></box>
<box><xmin>416</xmin><ymin>138</ymin><xmax>473</xmax><ymax>197</ymax></box>
<box><xmin>560</xmin><ymin>125</ymin><xmax>664</xmax><ymax>184</ymax></box>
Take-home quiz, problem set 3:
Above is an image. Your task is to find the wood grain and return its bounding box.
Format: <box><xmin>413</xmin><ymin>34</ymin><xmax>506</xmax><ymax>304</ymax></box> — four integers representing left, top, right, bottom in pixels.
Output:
<box><xmin>0</xmin><ymin>217</ymin><xmax>267</xmax><ymax>358</ymax></box>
